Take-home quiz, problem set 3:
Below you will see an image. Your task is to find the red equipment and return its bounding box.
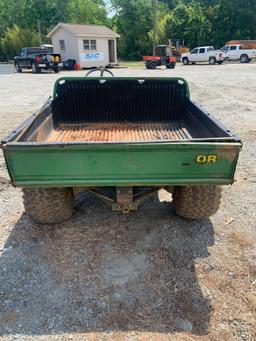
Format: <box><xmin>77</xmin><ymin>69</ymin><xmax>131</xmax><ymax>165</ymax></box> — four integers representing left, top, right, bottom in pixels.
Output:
<box><xmin>143</xmin><ymin>45</ymin><xmax>176</xmax><ymax>69</ymax></box>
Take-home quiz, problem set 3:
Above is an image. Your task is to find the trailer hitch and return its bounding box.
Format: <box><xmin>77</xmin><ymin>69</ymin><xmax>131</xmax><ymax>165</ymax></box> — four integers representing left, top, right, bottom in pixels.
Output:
<box><xmin>87</xmin><ymin>187</ymin><xmax>159</xmax><ymax>213</ymax></box>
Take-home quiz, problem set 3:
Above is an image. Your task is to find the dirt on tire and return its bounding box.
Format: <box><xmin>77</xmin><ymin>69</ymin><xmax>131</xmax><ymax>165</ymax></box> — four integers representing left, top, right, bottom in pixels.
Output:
<box><xmin>23</xmin><ymin>188</ymin><xmax>73</xmax><ymax>224</ymax></box>
<box><xmin>173</xmin><ymin>185</ymin><xmax>222</xmax><ymax>219</ymax></box>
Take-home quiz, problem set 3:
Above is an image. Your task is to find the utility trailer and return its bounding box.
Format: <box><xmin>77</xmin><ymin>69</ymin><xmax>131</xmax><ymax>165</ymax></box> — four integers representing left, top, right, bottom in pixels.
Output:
<box><xmin>1</xmin><ymin>77</ymin><xmax>242</xmax><ymax>223</ymax></box>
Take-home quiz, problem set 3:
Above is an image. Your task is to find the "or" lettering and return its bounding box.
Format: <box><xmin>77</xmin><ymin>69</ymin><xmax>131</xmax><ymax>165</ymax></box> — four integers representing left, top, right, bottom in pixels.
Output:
<box><xmin>196</xmin><ymin>155</ymin><xmax>217</xmax><ymax>163</ymax></box>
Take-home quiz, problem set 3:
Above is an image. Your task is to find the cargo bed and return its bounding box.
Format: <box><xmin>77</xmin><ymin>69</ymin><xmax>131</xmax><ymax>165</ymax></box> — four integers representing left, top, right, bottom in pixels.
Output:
<box><xmin>47</xmin><ymin>121</ymin><xmax>192</xmax><ymax>143</ymax></box>
<box><xmin>1</xmin><ymin>77</ymin><xmax>241</xmax><ymax>187</ymax></box>
<box><xmin>4</xmin><ymin>77</ymin><xmax>239</xmax><ymax>144</ymax></box>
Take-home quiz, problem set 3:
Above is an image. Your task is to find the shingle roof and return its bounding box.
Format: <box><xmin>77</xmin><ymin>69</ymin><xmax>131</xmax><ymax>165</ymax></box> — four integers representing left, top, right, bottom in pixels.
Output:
<box><xmin>48</xmin><ymin>23</ymin><xmax>120</xmax><ymax>38</ymax></box>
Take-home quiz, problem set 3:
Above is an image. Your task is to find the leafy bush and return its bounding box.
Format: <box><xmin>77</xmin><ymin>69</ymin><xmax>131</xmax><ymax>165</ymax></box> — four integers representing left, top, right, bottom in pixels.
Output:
<box><xmin>0</xmin><ymin>25</ymin><xmax>39</xmax><ymax>60</ymax></box>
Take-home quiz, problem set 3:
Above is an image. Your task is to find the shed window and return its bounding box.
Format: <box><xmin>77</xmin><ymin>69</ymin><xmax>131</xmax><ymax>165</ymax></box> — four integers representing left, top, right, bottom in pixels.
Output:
<box><xmin>83</xmin><ymin>39</ymin><xmax>97</xmax><ymax>50</ymax></box>
<box><xmin>90</xmin><ymin>40</ymin><xmax>96</xmax><ymax>50</ymax></box>
<box><xmin>59</xmin><ymin>40</ymin><xmax>65</xmax><ymax>51</ymax></box>
<box><xmin>83</xmin><ymin>39</ymin><xmax>90</xmax><ymax>49</ymax></box>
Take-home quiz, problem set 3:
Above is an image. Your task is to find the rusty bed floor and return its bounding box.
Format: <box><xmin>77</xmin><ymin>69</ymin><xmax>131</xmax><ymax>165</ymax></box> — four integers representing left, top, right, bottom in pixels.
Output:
<box><xmin>47</xmin><ymin>121</ymin><xmax>192</xmax><ymax>143</ymax></box>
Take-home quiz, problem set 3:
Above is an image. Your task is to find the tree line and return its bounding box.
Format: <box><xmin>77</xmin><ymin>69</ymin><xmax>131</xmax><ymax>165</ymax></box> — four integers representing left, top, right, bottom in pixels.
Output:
<box><xmin>0</xmin><ymin>0</ymin><xmax>255</xmax><ymax>61</ymax></box>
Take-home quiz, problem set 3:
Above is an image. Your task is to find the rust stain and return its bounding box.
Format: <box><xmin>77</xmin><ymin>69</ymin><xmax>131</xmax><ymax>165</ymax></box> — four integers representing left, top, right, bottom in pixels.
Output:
<box><xmin>216</xmin><ymin>149</ymin><xmax>238</xmax><ymax>162</ymax></box>
<box><xmin>47</xmin><ymin>121</ymin><xmax>192</xmax><ymax>143</ymax></box>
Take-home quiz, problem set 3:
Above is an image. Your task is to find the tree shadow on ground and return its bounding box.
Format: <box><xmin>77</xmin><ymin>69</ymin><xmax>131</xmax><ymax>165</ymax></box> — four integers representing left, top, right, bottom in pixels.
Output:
<box><xmin>0</xmin><ymin>192</ymin><xmax>214</xmax><ymax>336</ymax></box>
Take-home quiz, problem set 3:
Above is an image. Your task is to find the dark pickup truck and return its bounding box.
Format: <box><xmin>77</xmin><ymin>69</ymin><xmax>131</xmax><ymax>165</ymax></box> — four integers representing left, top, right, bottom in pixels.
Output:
<box><xmin>14</xmin><ymin>47</ymin><xmax>62</xmax><ymax>74</ymax></box>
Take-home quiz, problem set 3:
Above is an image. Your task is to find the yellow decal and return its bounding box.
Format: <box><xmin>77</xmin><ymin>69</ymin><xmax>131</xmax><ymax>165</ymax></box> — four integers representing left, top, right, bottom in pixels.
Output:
<box><xmin>196</xmin><ymin>155</ymin><xmax>217</xmax><ymax>163</ymax></box>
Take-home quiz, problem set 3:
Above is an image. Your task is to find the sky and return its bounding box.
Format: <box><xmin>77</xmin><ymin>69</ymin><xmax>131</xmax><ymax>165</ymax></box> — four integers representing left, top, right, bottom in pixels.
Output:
<box><xmin>105</xmin><ymin>0</ymin><xmax>116</xmax><ymax>18</ymax></box>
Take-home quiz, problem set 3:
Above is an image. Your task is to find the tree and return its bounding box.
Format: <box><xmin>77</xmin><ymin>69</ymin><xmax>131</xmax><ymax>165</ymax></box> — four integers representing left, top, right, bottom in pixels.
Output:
<box><xmin>0</xmin><ymin>0</ymin><xmax>110</xmax><ymax>60</ymax></box>
<box><xmin>164</xmin><ymin>1</ymin><xmax>211</xmax><ymax>48</ymax></box>
<box><xmin>0</xmin><ymin>0</ymin><xmax>109</xmax><ymax>37</ymax></box>
<box><xmin>67</xmin><ymin>0</ymin><xmax>110</xmax><ymax>26</ymax></box>
<box><xmin>0</xmin><ymin>0</ymin><xmax>255</xmax><ymax>61</ymax></box>
<box><xmin>148</xmin><ymin>12</ymin><xmax>172</xmax><ymax>45</ymax></box>
<box><xmin>210</xmin><ymin>0</ymin><xmax>256</xmax><ymax>47</ymax></box>
<box><xmin>0</xmin><ymin>0</ymin><xmax>69</xmax><ymax>37</ymax></box>
<box><xmin>0</xmin><ymin>25</ymin><xmax>39</xmax><ymax>60</ymax></box>
<box><xmin>111</xmin><ymin>0</ymin><xmax>153</xmax><ymax>59</ymax></box>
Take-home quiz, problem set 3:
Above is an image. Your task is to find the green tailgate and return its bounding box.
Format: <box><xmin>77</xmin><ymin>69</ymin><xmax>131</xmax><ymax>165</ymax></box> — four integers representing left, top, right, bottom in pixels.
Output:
<box><xmin>3</xmin><ymin>142</ymin><xmax>241</xmax><ymax>187</ymax></box>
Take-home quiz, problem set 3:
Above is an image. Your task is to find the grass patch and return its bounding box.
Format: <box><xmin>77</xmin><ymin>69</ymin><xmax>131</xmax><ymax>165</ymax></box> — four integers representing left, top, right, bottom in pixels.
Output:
<box><xmin>118</xmin><ymin>60</ymin><xmax>145</xmax><ymax>68</ymax></box>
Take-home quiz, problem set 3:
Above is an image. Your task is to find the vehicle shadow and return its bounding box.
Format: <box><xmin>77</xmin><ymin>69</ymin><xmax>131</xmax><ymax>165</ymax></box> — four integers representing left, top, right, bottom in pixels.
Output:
<box><xmin>0</xmin><ymin>192</ymin><xmax>214</xmax><ymax>336</ymax></box>
<box><xmin>180</xmin><ymin>63</ymin><xmax>224</xmax><ymax>67</ymax></box>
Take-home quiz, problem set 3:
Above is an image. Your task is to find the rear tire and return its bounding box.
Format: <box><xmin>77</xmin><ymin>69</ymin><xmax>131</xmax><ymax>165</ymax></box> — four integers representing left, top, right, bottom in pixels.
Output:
<box><xmin>240</xmin><ymin>54</ymin><xmax>249</xmax><ymax>63</ymax></box>
<box><xmin>182</xmin><ymin>57</ymin><xmax>189</xmax><ymax>65</ymax></box>
<box><xmin>23</xmin><ymin>188</ymin><xmax>74</xmax><ymax>224</ymax></box>
<box><xmin>172</xmin><ymin>185</ymin><xmax>222</xmax><ymax>219</ymax></box>
<box><xmin>53</xmin><ymin>66</ymin><xmax>59</xmax><ymax>73</ymax></box>
<box><xmin>149</xmin><ymin>61</ymin><xmax>158</xmax><ymax>69</ymax></box>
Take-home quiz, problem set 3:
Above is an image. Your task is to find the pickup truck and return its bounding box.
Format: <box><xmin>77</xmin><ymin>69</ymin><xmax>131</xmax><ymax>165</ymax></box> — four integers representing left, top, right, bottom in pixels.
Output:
<box><xmin>14</xmin><ymin>47</ymin><xmax>62</xmax><ymax>73</ymax></box>
<box><xmin>1</xmin><ymin>77</ymin><xmax>241</xmax><ymax>224</ymax></box>
<box><xmin>181</xmin><ymin>46</ymin><xmax>224</xmax><ymax>65</ymax></box>
<box><xmin>220</xmin><ymin>45</ymin><xmax>256</xmax><ymax>63</ymax></box>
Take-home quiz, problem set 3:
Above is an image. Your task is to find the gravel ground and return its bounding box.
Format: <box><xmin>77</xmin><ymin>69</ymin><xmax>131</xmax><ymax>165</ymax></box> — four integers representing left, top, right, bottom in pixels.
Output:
<box><xmin>0</xmin><ymin>63</ymin><xmax>255</xmax><ymax>340</ymax></box>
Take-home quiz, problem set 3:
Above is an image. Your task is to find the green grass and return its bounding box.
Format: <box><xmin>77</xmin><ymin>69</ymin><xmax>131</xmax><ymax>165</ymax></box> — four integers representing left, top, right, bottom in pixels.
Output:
<box><xmin>118</xmin><ymin>60</ymin><xmax>145</xmax><ymax>68</ymax></box>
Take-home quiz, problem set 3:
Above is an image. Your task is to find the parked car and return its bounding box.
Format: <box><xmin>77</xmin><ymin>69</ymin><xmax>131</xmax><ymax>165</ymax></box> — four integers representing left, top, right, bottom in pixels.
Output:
<box><xmin>220</xmin><ymin>45</ymin><xmax>256</xmax><ymax>63</ymax></box>
<box><xmin>14</xmin><ymin>47</ymin><xmax>62</xmax><ymax>73</ymax></box>
<box><xmin>1</xmin><ymin>77</ymin><xmax>241</xmax><ymax>223</ymax></box>
<box><xmin>181</xmin><ymin>46</ymin><xmax>224</xmax><ymax>65</ymax></box>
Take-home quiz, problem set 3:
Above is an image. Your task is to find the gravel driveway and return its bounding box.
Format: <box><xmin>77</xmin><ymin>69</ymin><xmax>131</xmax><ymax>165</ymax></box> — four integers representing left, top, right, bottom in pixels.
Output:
<box><xmin>0</xmin><ymin>63</ymin><xmax>255</xmax><ymax>340</ymax></box>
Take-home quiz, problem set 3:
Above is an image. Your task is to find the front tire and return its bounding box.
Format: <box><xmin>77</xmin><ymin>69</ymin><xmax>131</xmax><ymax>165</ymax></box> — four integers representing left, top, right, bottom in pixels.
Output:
<box><xmin>166</xmin><ymin>62</ymin><xmax>176</xmax><ymax>69</ymax></box>
<box><xmin>15</xmin><ymin>63</ymin><xmax>22</xmax><ymax>72</ymax></box>
<box><xmin>172</xmin><ymin>185</ymin><xmax>222</xmax><ymax>219</ymax></box>
<box><xmin>53</xmin><ymin>66</ymin><xmax>60</xmax><ymax>73</ymax></box>
<box><xmin>182</xmin><ymin>57</ymin><xmax>189</xmax><ymax>65</ymax></box>
<box><xmin>32</xmin><ymin>63</ymin><xmax>40</xmax><ymax>74</ymax></box>
<box><xmin>23</xmin><ymin>188</ymin><xmax>74</xmax><ymax>224</ymax></box>
<box><xmin>217</xmin><ymin>61</ymin><xmax>223</xmax><ymax>65</ymax></box>
<box><xmin>145</xmin><ymin>62</ymin><xmax>151</xmax><ymax>69</ymax></box>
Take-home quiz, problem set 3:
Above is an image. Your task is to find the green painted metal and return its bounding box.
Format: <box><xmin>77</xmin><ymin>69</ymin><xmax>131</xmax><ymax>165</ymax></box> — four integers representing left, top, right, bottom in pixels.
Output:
<box><xmin>3</xmin><ymin>141</ymin><xmax>240</xmax><ymax>187</ymax></box>
<box><xmin>53</xmin><ymin>76</ymin><xmax>191</xmax><ymax>99</ymax></box>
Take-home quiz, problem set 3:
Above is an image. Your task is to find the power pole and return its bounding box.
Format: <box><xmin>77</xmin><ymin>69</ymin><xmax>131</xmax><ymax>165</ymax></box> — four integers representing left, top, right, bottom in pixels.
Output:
<box><xmin>37</xmin><ymin>20</ymin><xmax>43</xmax><ymax>46</ymax></box>
<box><xmin>152</xmin><ymin>0</ymin><xmax>157</xmax><ymax>56</ymax></box>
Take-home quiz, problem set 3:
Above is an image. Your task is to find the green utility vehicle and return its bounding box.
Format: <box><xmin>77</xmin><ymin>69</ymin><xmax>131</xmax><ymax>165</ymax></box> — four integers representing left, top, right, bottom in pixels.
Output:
<box><xmin>1</xmin><ymin>77</ymin><xmax>241</xmax><ymax>223</ymax></box>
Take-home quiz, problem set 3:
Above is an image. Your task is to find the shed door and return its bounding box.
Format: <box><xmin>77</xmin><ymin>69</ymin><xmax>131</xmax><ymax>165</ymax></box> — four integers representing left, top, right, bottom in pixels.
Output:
<box><xmin>108</xmin><ymin>40</ymin><xmax>115</xmax><ymax>63</ymax></box>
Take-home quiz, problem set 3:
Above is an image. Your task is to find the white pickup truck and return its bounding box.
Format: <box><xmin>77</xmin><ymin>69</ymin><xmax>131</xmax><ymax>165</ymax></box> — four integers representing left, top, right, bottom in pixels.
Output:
<box><xmin>181</xmin><ymin>46</ymin><xmax>224</xmax><ymax>65</ymax></box>
<box><xmin>220</xmin><ymin>45</ymin><xmax>256</xmax><ymax>63</ymax></box>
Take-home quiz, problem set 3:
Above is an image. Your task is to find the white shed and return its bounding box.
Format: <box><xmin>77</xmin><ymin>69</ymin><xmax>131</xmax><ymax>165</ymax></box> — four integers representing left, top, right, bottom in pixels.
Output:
<box><xmin>47</xmin><ymin>23</ymin><xmax>120</xmax><ymax>68</ymax></box>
